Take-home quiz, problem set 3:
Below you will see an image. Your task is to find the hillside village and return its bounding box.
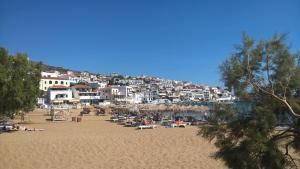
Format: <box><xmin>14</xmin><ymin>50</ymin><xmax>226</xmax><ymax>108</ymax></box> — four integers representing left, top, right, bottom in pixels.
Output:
<box><xmin>38</xmin><ymin>70</ymin><xmax>236</xmax><ymax>107</ymax></box>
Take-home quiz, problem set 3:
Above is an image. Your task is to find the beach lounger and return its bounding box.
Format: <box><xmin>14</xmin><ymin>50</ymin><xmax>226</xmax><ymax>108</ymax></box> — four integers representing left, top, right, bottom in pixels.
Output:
<box><xmin>0</xmin><ymin>124</ymin><xmax>14</xmax><ymax>131</ymax></box>
<box><xmin>111</xmin><ymin>118</ymin><xmax>119</xmax><ymax>122</ymax></box>
<box><xmin>138</xmin><ymin>124</ymin><xmax>157</xmax><ymax>130</ymax></box>
<box><xmin>178</xmin><ymin>123</ymin><xmax>187</xmax><ymax>127</ymax></box>
<box><xmin>170</xmin><ymin>122</ymin><xmax>187</xmax><ymax>128</ymax></box>
<box><xmin>170</xmin><ymin>123</ymin><xmax>177</xmax><ymax>128</ymax></box>
<box><xmin>25</xmin><ymin>128</ymin><xmax>45</xmax><ymax>131</ymax></box>
<box><xmin>118</xmin><ymin>116</ymin><xmax>127</xmax><ymax>121</ymax></box>
<box><xmin>186</xmin><ymin>122</ymin><xmax>192</xmax><ymax>126</ymax></box>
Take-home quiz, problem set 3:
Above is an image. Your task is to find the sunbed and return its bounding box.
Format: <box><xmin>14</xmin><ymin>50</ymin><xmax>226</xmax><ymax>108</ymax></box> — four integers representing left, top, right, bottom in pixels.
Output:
<box><xmin>138</xmin><ymin>124</ymin><xmax>157</xmax><ymax>130</ymax></box>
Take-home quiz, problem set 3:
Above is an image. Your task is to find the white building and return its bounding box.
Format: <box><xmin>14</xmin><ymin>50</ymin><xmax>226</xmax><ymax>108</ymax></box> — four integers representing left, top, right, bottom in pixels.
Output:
<box><xmin>203</xmin><ymin>90</ymin><xmax>212</xmax><ymax>101</ymax></box>
<box><xmin>40</xmin><ymin>77</ymin><xmax>70</xmax><ymax>91</ymax></box>
<box><xmin>142</xmin><ymin>89</ymin><xmax>159</xmax><ymax>103</ymax></box>
<box><xmin>72</xmin><ymin>84</ymin><xmax>100</xmax><ymax>105</ymax></box>
<box><xmin>211</xmin><ymin>87</ymin><xmax>221</xmax><ymax>95</ymax></box>
<box><xmin>47</xmin><ymin>86</ymin><xmax>73</xmax><ymax>103</ymax></box>
<box><xmin>98</xmin><ymin>81</ymin><xmax>108</xmax><ymax>88</ymax></box>
<box><xmin>41</xmin><ymin>71</ymin><xmax>60</xmax><ymax>78</ymax></box>
<box><xmin>216</xmin><ymin>90</ymin><xmax>236</xmax><ymax>102</ymax></box>
<box><xmin>100</xmin><ymin>86</ymin><xmax>133</xmax><ymax>102</ymax></box>
<box><xmin>65</xmin><ymin>76</ymin><xmax>81</xmax><ymax>84</ymax></box>
<box><xmin>193</xmin><ymin>92</ymin><xmax>205</xmax><ymax>101</ymax></box>
<box><xmin>216</xmin><ymin>95</ymin><xmax>236</xmax><ymax>102</ymax></box>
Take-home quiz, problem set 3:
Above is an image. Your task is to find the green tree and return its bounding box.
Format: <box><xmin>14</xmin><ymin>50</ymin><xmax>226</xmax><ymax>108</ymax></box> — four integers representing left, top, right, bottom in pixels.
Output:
<box><xmin>0</xmin><ymin>47</ymin><xmax>41</xmax><ymax>119</ymax></box>
<box><xmin>108</xmin><ymin>77</ymin><xmax>117</xmax><ymax>85</ymax></box>
<box><xmin>199</xmin><ymin>34</ymin><xmax>300</xmax><ymax>169</ymax></box>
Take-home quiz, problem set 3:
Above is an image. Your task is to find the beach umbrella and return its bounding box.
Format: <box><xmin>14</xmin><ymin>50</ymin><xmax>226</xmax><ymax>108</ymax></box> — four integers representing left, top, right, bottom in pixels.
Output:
<box><xmin>129</xmin><ymin>105</ymin><xmax>139</xmax><ymax>114</ymax></box>
<box><xmin>137</xmin><ymin>104</ymin><xmax>147</xmax><ymax>113</ymax></box>
<box><xmin>147</xmin><ymin>104</ymin><xmax>156</xmax><ymax>113</ymax></box>
<box><xmin>190</xmin><ymin>105</ymin><xmax>196</xmax><ymax>111</ymax></box>
<box><xmin>196</xmin><ymin>105</ymin><xmax>209</xmax><ymax>113</ymax></box>
<box><xmin>172</xmin><ymin>104</ymin><xmax>182</xmax><ymax>117</ymax></box>
<box><xmin>177</xmin><ymin>105</ymin><xmax>186</xmax><ymax>113</ymax></box>
<box><xmin>140</xmin><ymin>104</ymin><xmax>148</xmax><ymax>113</ymax></box>
<box><xmin>191</xmin><ymin>105</ymin><xmax>199</xmax><ymax>112</ymax></box>
<box><xmin>165</xmin><ymin>104</ymin><xmax>172</xmax><ymax>112</ymax></box>
<box><xmin>167</xmin><ymin>104</ymin><xmax>175</xmax><ymax>112</ymax></box>
<box><xmin>166</xmin><ymin>104</ymin><xmax>176</xmax><ymax>119</ymax></box>
<box><xmin>100</xmin><ymin>105</ymin><xmax>113</xmax><ymax>114</ymax></box>
<box><xmin>158</xmin><ymin>104</ymin><xmax>167</xmax><ymax>113</ymax></box>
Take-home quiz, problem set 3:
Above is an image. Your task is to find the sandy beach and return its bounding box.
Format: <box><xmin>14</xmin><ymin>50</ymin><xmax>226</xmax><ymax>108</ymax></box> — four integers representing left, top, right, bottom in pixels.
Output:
<box><xmin>0</xmin><ymin>109</ymin><xmax>225</xmax><ymax>169</ymax></box>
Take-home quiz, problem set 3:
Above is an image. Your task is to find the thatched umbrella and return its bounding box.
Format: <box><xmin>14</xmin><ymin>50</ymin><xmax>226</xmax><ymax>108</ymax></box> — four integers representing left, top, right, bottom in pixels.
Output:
<box><xmin>167</xmin><ymin>105</ymin><xmax>178</xmax><ymax>119</ymax></box>
<box><xmin>128</xmin><ymin>105</ymin><xmax>140</xmax><ymax>114</ymax></box>
<box><xmin>157</xmin><ymin>104</ymin><xmax>167</xmax><ymax>113</ymax></box>
<box><xmin>193</xmin><ymin>105</ymin><xmax>209</xmax><ymax>113</ymax></box>
<box><xmin>176</xmin><ymin>105</ymin><xmax>186</xmax><ymax>113</ymax></box>
<box><xmin>190</xmin><ymin>105</ymin><xmax>199</xmax><ymax>113</ymax></box>
<box><xmin>110</xmin><ymin>105</ymin><xmax>120</xmax><ymax>113</ymax></box>
<box><xmin>138</xmin><ymin>104</ymin><xmax>153</xmax><ymax>114</ymax></box>
<box><xmin>98</xmin><ymin>105</ymin><xmax>113</xmax><ymax>115</ymax></box>
<box><xmin>144</xmin><ymin>104</ymin><xmax>155</xmax><ymax>113</ymax></box>
<box><xmin>187</xmin><ymin>105</ymin><xmax>195</xmax><ymax>113</ymax></box>
<box><xmin>166</xmin><ymin>104</ymin><xmax>175</xmax><ymax>113</ymax></box>
<box><xmin>139</xmin><ymin>103</ymin><xmax>148</xmax><ymax>112</ymax></box>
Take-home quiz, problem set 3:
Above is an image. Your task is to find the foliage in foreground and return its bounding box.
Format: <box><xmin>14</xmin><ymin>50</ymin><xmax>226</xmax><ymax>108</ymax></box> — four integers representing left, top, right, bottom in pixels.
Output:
<box><xmin>0</xmin><ymin>47</ymin><xmax>41</xmax><ymax>119</ymax></box>
<box><xmin>199</xmin><ymin>34</ymin><xmax>300</xmax><ymax>169</ymax></box>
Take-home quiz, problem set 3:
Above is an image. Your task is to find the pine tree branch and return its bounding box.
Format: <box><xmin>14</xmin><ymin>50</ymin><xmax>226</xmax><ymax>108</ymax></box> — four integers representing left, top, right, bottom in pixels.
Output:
<box><xmin>272</xmin><ymin>128</ymin><xmax>292</xmax><ymax>141</ymax></box>
<box><xmin>252</xmin><ymin>82</ymin><xmax>300</xmax><ymax>117</ymax></box>
<box><xmin>266</xmin><ymin>54</ymin><xmax>274</xmax><ymax>93</ymax></box>
<box><xmin>272</xmin><ymin>134</ymin><xmax>296</xmax><ymax>141</ymax></box>
<box><xmin>246</xmin><ymin>54</ymin><xmax>300</xmax><ymax>118</ymax></box>
<box><xmin>284</xmin><ymin>141</ymin><xmax>297</xmax><ymax>168</ymax></box>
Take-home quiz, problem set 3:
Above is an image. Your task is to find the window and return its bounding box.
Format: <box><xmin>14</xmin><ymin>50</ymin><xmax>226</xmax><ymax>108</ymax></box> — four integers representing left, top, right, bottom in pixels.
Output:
<box><xmin>49</xmin><ymin>81</ymin><xmax>52</xmax><ymax>84</ymax></box>
<box><xmin>55</xmin><ymin>81</ymin><xmax>58</xmax><ymax>84</ymax></box>
<box><xmin>45</xmin><ymin>81</ymin><xmax>47</xmax><ymax>84</ymax></box>
<box><xmin>44</xmin><ymin>87</ymin><xmax>47</xmax><ymax>90</ymax></box>
<box><xmin>66</xmin><ymin>82</ymin><xmax>68</xmax><ymax>85</ymax></box>
<box><xmin>61</xmin><ymin>81</ymin><xmax>64</xmax><ymax>85</ymax></box>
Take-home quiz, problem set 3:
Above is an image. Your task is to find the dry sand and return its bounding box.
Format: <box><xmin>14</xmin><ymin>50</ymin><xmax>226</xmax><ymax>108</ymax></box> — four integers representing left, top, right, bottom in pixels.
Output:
<box><xmin>0</xmin><ymin>109</ymin><xmax>226</xmax><ymax>169</ymax></box>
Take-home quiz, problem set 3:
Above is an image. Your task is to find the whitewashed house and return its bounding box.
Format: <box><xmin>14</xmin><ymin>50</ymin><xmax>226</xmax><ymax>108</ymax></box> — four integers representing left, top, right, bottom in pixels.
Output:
<box><xmin>100</xmin><ymin>86</ymin><xmax>133</xmax><ymax>102</ymax></box>
<box><xmin>40</xmin><ymin>77</ymin><xmax>70</xmax><ymax>91</ymax></box>
<box><xmin>47</xmin><ymin>86</ymin><xmax>73</xmax><ymax>103</ymax></box>
<box><xmin>131</xmin><ymin>92</ymin><xmax>144</xmax><ymax>104</ymax></box>
<box><xmin>72</xmin><ymin>84</ymin><xmax>100</xmax><ymax>105</ymax></box>
<box><xmin>41</xmin><ymin>71</ymin><xmax>60</xmax><ymax>78</ymax></box>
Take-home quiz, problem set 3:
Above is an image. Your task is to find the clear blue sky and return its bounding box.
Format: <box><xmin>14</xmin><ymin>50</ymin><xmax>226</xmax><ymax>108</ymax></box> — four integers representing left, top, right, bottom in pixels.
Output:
<box><xmin>1</xmin><ymin>0</ymin><xmax>299</xmax><ymax>86</ymax></box>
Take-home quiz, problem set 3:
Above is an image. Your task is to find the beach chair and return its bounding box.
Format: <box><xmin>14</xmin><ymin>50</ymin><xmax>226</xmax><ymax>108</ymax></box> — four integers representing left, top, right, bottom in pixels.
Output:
<box><xmin>138</xmin><ymin>124</ymin><xmax>157</xmax><ymax>130</ymax></box>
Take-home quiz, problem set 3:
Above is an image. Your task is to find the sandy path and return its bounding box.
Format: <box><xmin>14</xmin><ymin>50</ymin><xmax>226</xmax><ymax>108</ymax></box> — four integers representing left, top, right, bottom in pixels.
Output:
<box><xmin>0</xmin><ymin>109</ymin><xmax>225</xmax><ymax>169</ymax></box>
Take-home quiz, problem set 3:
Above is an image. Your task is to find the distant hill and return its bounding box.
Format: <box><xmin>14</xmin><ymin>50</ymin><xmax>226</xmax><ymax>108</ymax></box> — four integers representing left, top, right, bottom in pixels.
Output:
<box><xmin>31</xmin><ymin>61</ymin><xmax>82</xmax><ymax>74</ymax></box>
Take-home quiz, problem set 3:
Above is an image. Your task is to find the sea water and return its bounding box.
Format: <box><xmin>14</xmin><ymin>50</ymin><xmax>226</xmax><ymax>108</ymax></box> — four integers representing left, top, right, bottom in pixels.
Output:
<box><xmin>171</xmin><ymin>101</ymin><xmax>293</xmax><ymax>124</ymax></box>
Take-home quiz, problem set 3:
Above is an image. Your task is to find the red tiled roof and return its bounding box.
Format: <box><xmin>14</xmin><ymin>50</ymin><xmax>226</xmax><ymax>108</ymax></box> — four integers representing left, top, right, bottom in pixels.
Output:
<box><xmin>183</xmin><ymin>85</ymin><xmax>201</xmax><ymax>89</ymax></box>
<box><xmin>72</xmin><ymin>84</ymin><xmax>91</xmax><ymax>89</ymax></box>
<box><xmin>49</xmin><ymin>85</ymin><xmax>70</xmax><ymax>89</ymax></box>
<box><xmin>41</xmin><ymin>77</ymin><xmax>68</xmax><ymax>80</ymax></box>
